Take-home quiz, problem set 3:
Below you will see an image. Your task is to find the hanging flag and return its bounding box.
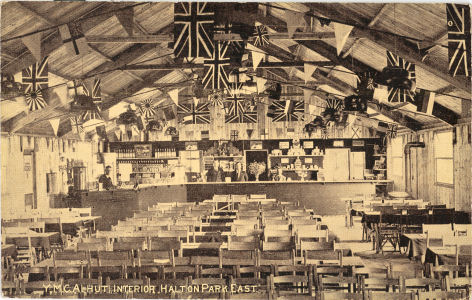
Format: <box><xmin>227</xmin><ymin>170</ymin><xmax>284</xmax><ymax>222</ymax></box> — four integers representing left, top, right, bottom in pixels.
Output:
<box><xmin>202</xmin><ymin>41</ymin><xmax>230</xmax><ymax>90</ymax></box>
<box><xmin>225</xmin><ymin>88</ymin><xmax>258</xmax><ymax>123</ymax></box>
<box><xmin>138</xmin><ymin>98</ymin><xmax>156</xmax><ymax>119</ymax></box>
<box><xmin>81</xmin><ymin>78</ymin><xmax>102</xmax><ymax>121</ymax></box>
<box><xmin>214</xmin><ymin>22</ymin><xmax>245</xmax><ymax>62</ymax></box>
<box><xmin>256</xmin><ymin>77</ymin><xmax>267</xmax><ymax>93</ymax></box>
<box><xmin>21</xmin><ymin>32</ymin><xmax>42</xmax><ymax>62</ymax></box>
<box><xmin>252</xmin><ymin>24</ymin><xmax>269</xmax><ymax>47</ymax></box>
<box><xmin>174</xmin><ymin>2</ymin><xmax>214</xmax><ymax>58</ymax></box>
<box><xmin>168</xmin><ymin>89</ymin><xmax>179</xmax><ymax>105</ymax></box>
<box><xmin>415</xmin><ymin>89</ymin><xmax>435</xmax><ymax>115</ymax></box>
<box><xmin>49</xmin><ymin>118</ymin><xmax>60</xmax><ymax>136</ymax></box>
<box><xmin>114</xmin><ymin>129</ymin><xmax>122</xmax><ymax>141</ymax></box>
<box><xmin>384</xmin><ymin>123</ymin><xmax>398</xmax><ymax>144</ymax></box>
<box><xmin>208</xmin><ymin>90</ymin><xmax>224</xmax><ymax>107</ymax></box>
<box><xmin>304</xmin><ymin>63</ymin><xmax>317</xmax><ymax>83</ymax></box>
<box><xmin>333</xmin><ymin>22</ymin><xmax>354</xmax><ymax>55</ymax></box>
<box><xmin>284</xmin><ymin>10</ymin><xmax>307</xmax><ymax>38</ymax></box>
<box><xmin>246</xmin><ymin>129</ymin><xmax>254</xmax><ymax>139</ymax></box>
<box><xmin>115</xmin><ymin>6</ymin><xmax>134</xmax><ymax>36</ymax></box>
<box><xmin>201</xmin><ymin>130</ymin><xmax>210</xmax><ymax>140</ymax></box>
<box><xmin>251</xmin><ymin>50</ymin><xmax>264</xmax><ymax>70</ymax></box>
<box><xmin>177</xmin><ymin>103</ymin><xmax>211</xmax><ymax>124</ymax></box>
<box><xmin>230</xmin><ymin>130</ymin><xmax>239</xmax><ymax>141</ymax></box>
<box><xmin>96</xmin><ymin>125</ymin><xmax>108</xmax><ymax>140</ymax></box>
<box><xmin>70</xmin><ymin>115</ymin><xmax>84</xmax><ymax>136</ymax></box>
<box><xmin>268</xmin><ymin>100</ymin><xmax>304</xmax><ymax>122</ymax></box>
<box><xmin>163</xmin><ymin>106</ymin><xmax>176</xmax><ymax>121</ymax></box>
<box><xmin>22</xmin><ymin>56</ymin><xmax>49</xmax><ymax>111</ymax></box>
<box><xmin>386</xmin><ymin>51</ymin><xmax>416</xmax><ymax>103</ymax></box>
<box><xmin>446</xmin><ymin>4</ymin><xmax>471</xmax><ymax>77</ymax></box>
<box><xmin>58</xmin><ymin>23</ymin><xmax>89</xmax><ymax>56</ymax></box>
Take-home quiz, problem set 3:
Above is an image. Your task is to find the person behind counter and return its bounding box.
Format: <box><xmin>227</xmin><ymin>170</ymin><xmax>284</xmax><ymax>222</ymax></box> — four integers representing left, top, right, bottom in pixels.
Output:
<box><xmin>206</xmin><ymin>160</ymin><xmax>225</xmax><ymax>182</ymax></box>
<box><xmin>231</xmin><ymin>162</ymin><xmax>248</xmax><ymax>182</ymax></box>
<box><xmin>98</xmin><ymin>165</ymin><xmax>114</xmax><ymax>190</ymax></box>
<box><xmin>272</xmin><ymin>165</ymin><xmax>287</xmax><ymax>182</ymax></box>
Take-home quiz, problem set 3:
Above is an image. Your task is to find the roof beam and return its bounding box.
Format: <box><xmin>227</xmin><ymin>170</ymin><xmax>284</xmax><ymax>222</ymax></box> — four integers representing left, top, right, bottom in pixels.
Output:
<box><xmin>1</xmin><ymin>2</ymin><xmax>118</xmax><ymax>75</ymax></box>
<box><xmin>120</xmin><ymin>61</ymin><xmax>337</xmax><ymax>71</ymax></box>
<box><xmin>308</xmin><ymin>4</ymin><xmax>471</xmax><ymax>94</ymax></box>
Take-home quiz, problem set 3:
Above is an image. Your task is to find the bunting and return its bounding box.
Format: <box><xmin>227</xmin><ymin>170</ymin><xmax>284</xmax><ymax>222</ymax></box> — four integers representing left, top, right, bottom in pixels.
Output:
<box><xmin>304</xmin><ymin>63</ymin><xmax>317</xmax><ymax>83</ymax></box>
<box><xmin>256</xmin><ymin>77</ymin><xmax>267</xmax><ymax>93</ymax></box>
<box><xmin>49</xmin><ymin>118</ymin><xmax>60</xmax><ymax>136</ymax></box>
<box><xmin>22</xmin><ymin>56</ymin><xmax>49</xmax><ymax>111</ymax></box>
<box><xmin>115</xmin><ymin>6</ymin><xmax>134</xmax><ymax>36</ymax></box>
<box><xmin>168</xmin><ymin>89</ymin><xmax>179</xmax><ymax>105</ymax></box>
<box><xmin>333</xmin><ymin>22</ymin><xmax>354</xmax><ymax>55</ymax></box>
<box><xmin>174</xmin><ymin>2</ymin><xmax>214</xmax><ymax>58</ymax></box>
<box><xmin>21</xmin><ymin>33</ymin><xmax>42</xmax><ymax>62</ymax></box>
<box><xmin>251</xmin><ymin>50</ymin><xmax>264</xmax><ymax>70</ymax></box>
<box><xmin>446</xmin><ymin>4</ymin><xmax>471</xmax><ymax>77</ymax></box>
<box><xmin>246</xmin><ymin>129</ymin><xmax>254</xmax><ymax>139</ymax></box>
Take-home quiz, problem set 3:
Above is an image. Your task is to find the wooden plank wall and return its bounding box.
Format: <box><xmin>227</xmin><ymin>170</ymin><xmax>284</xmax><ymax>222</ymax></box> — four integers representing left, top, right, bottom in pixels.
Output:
<box><xmin>1</xmin><ymin>134</ymin><xmax>102</xmax><ymax>214</ymax></box>
<box><xmin>387</xmin><ymin>123</ymin><xmax>470</xmax><ymax>210</ymax></box>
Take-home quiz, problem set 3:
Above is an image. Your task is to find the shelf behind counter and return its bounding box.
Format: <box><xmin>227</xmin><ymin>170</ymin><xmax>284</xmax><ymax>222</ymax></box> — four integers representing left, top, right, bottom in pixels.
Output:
<box><xmin>79</xmin><ymin>180</ymin><xmax>392</xmax><ymax>230</ymax></box>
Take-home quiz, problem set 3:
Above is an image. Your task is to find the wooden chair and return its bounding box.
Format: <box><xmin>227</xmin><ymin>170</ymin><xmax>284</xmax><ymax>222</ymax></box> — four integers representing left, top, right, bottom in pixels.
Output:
<box><xmin>186</xmin><ymin>277</ymin><xmax>228</xmax><ymax>299</ymax></box>
<box><xmin>262</xmin><ymin>241</ymin><xmax>295</xmax><ymax>251</ymax></box>
<box><xmin>367</xmin><ymin>291</ymin><xmax>415</xmax><ymax>300</ymax></box>
<box><xmin>403</xmin><ymin>278</ymin><xmax>441</xmax><ymax>292</ymax></box>
<box><xmin>295</xmin><ymin>228</ymin><xmax>328</xmax><ymax>244</ymax></box>
<box><xmin>445</xmin><ymin>275</ymin><xmax>471</xmax><ymax>296</ymax></box>
<box><xmin>319</xmin><ymin>276</ymin><xmax>358</xmax><ymax>293</ymax></box>
<box><xmin>145</xmin><ymin>277</ymin><xmax>188</xmax><ymax>299</ymax></box>
<box><xmin>360</xmin><ymin>277</ymin><xmax>402</xmax><ymax>293</ymax></box>
<box><xmin>318</xmin><ymin>291</ymin><xmax>363</xmax><ymax>300</ymax></box>
<box><xmin>228</xmin><ymin>275</ymin><xmax>269</xmax><ymax>299</ymax></box>
<box><xmin>258</xmin><ymin>249</ymin><xmax>295</xmax><ymax>266</ymax></box>
<box><xmin>20</xmin><ymin>278</ymin><xmax>64</xmax><ymax>297</ymax></box>
<box><xmin>94</xmin><ymin>251</ymin><xmax>130</xmax><ymax>279</ymax></box>
<box><xmin>269</xmin><ymin>267</ymin><xmax>314</xmax><ymax>299</ymax></box>
<box><xmin>417</xmin><ymin>291</ymin><xmax>465</xmax><ymax>300</ymax></box>
<box><xmin>63</xmin><ymin>277</ymin><xmax>102</xmax><ymax>298</ymax></box>
<box><xmin>263</xmin><ymin>228</ymin><xmax>292</xmax><ymax>242</ymax></box>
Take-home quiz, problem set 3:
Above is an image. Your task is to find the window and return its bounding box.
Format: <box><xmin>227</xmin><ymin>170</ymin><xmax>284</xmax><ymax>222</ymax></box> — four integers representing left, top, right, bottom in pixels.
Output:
<box><xmin>434</xmin><ymin>131</ymin><xmax>453</xmax><ymax>185</ymax></box>
<box><xmin>391</xmin><ymin>137</ymin><xmax>403</xmax><ymax>177</ymax></box>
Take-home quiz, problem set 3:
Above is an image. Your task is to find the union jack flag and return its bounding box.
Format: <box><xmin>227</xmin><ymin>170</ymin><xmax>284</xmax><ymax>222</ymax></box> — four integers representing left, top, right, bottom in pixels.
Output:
<box><xmin>81</xmin><ymin>78</ymin><xmax>102</xmax><ymax>121</ymax></box>
<box><xmin>383</xmin><ymin>123</ymin><xmax>398</xmax><ymax>145</ymax></box>
<box><xmin>386</xmin><ymin>51</ymin><xmax>416</xmax><ymax>103</ymax></box>
<box><xmin>214</xmin><ymin>22</ymin><xmax>245</xmax><ymax>61</ymax></box>
<box><xmin>225</xmin><ymin>90</ymin><xmax>257</xmax><ymax>123</ymax></box>
<box><xmin>174</xmin><ymin>2</ymin><xmax>214</xmax><ymax>58</ymax></box>
<box><xmin>202</xmin><ymin>41</ymin><xmax>231</xmax><ymax>90</ymax></box>
<box><xmin>70</xmin><ymin>115</ymin><xmax>84</xmax><ymax>135</ymax></box>
<box><xmin>138</xmin><ymin>98</ymin><xmax>157</xmax><ymax>119</ymax></box>
<box><xmin>357</xmin><ymin>71</ymin><xmax>378</xmax><ymax>91</ymax></box>
<box><xmin>252</xmin><ymin>24</ymin><xmax>269</xmax><ymax>47</ymax></box>
<box><xmin>177</xmin><ymin>102</ymin><xmax>211</xmax><ymax>124</ymax></box>
<box><xmin>325</xmin><ymin>97</ymin><xmax>344</xmax><ymax>112</ymax></box>
<box><xmin>447</xmin><ymin>4</ymin><xmax>471</xmax><ymax>77</ymax></box>
<box><xmin>268</xmin><ymin>100</ymin><xmax>305</xmax><ymax>122</ymax></box>
<box><xmin>22</xmin><ymin>56</ymin><xmax>49</xmax><ymax>111</ymax></box>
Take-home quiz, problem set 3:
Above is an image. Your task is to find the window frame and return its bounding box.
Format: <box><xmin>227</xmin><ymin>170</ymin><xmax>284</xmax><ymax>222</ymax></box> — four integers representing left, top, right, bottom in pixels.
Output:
<box><xmin>434</xmin><ymin>130</ymin><xmax>454</xmax><ymax>186</ymax></box>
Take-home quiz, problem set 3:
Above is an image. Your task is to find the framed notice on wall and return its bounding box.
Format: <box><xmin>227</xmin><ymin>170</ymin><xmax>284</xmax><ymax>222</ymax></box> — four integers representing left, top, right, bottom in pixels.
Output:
<box><xmin>279</xmin><ymin>141</ymin><xmax>290</xmax><ymax>149</ymax></box>
<box><xmin>250</xmin><ymin>141</ymin><xmax>262</xmax><ymax>150</ymax></box>
<box><xmin>303</xmin><ymin>141</ymin><xmax>314</xmax><ymax>149</ymax></box>
<box><xmin>134</xmin><ymin>144</ymin><xmax>152</xmax><ymax>158</ymax></box>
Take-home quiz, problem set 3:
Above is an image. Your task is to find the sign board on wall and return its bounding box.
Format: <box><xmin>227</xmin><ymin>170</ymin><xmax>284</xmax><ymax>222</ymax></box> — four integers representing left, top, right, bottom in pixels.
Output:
<box><xmin>185</xmin><ymin>142</ymin><xmax>198</xmax><ymax>151</ymax></box>
<box><xmin>333</xmin><ymin>140</ymin><xmax>344</xmax><ymax>147</ymax></box>
<box><xmin>134</xmin><ymin>144</ymin><xmax>152</xmax><ymax>158</ymax></box>
<box><xmin>303</xmin><ymin>141</ymin><xmax>314</xmax><ymax>149</ymax></box>
<box><xmin>250</xmin><ymin>141</ymin><xmax>263</xmax><ymax>150</ymax></box>
<box><xmin>279</xmin><ymin>141</ymin><xmax>290</xmax><ymax>149</ymax></box>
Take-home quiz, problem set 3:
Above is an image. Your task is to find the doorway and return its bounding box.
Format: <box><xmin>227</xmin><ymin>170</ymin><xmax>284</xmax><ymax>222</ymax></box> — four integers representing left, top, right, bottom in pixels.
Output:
<box><xmin>245</xmin><ymin>150</ymin><xmax>268</xmax><ymax>181</ymax></box>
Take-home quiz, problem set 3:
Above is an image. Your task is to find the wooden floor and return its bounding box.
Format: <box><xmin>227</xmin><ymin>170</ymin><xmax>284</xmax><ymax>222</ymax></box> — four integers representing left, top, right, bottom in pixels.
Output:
<box><xmin>324</xmin><ymin>215</ymin><xmax>422</xmax><ymax>278</ymax></box>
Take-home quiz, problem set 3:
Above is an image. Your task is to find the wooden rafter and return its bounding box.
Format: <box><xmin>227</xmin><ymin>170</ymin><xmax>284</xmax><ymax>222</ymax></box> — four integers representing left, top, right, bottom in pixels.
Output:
<box><xmin>308</xmin><ymin>4</ymin><xmax>471</xmax><ymax>94</ymax></box>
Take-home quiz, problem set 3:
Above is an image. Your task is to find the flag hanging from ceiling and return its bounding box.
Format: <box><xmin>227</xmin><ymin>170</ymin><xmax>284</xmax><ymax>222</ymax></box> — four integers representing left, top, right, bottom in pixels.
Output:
<box><xmin>174</xmin><ymin>2</ymin><xmax>214</xmax><ymax>58</ymax></box>
<box><xmin>202</xmin><ymin>41</ymin><xmax>231</xmax><ymax>90</ymax></box>
<box><xmin>386</xmin><ymin>51</ymin><xmax>416</xmax><ymax>103</ymax></box>
<box><xmin>58</xmin><ymin>23</ymin><xmax>89</xmax><ymax>56</ymax></box>
<box><xmin>252</xmin><ymin>24</ymin><xmax>269</xmax><ymax>47</ymax></box>
<box><xmin>267</xmin><ymin>100</ymin><xmax>304</xmax><ymax>122</ymax></box>
<box><xmin>138</xmin><ymin>98</ymin><xmax>157</xmax><ymax>119</ymax></box>
<box><xmin>70</xmin><ymin>115</ymin><xmax>84</xmax><ymax>135</ymax></box>
<box><xmin>177</xmin><ymin>103</ymin><xmax>211</xmax><ymax>124</ymax></box>
<box><xmin>81</xmin><ymin>78</ymin><xmax>102</xmax><ymax>121</ymax></box>
<box><xmin>225</xmin><ymin>90</ymin><xmax>257</xmax><ymax>123</ymax></box>
<box><xmin>22</xmin><ymin>56</ymin><xmax>49</xmax><ymax>111</ymax></box>
<box><xmin>214</xmin><ymin>23</ymin><xmax>245</xmax><ymax>62</ymax></box>
<box><xmin>446</xmin><ymin>4</ymin><xmax>471</xmax><ymax>77</ymax></box>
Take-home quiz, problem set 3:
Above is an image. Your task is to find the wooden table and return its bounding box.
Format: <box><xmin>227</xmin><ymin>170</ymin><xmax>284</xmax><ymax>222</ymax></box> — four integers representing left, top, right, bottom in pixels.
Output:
<box><xmin>5</xmin><ymin>232</ymin><xmax>60</xmax><ymax>249</ymax></box>
<box><xmin>424</xmin><ymin>245</ymin><xmax>472</xmax><ymax>265</ymax></box>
